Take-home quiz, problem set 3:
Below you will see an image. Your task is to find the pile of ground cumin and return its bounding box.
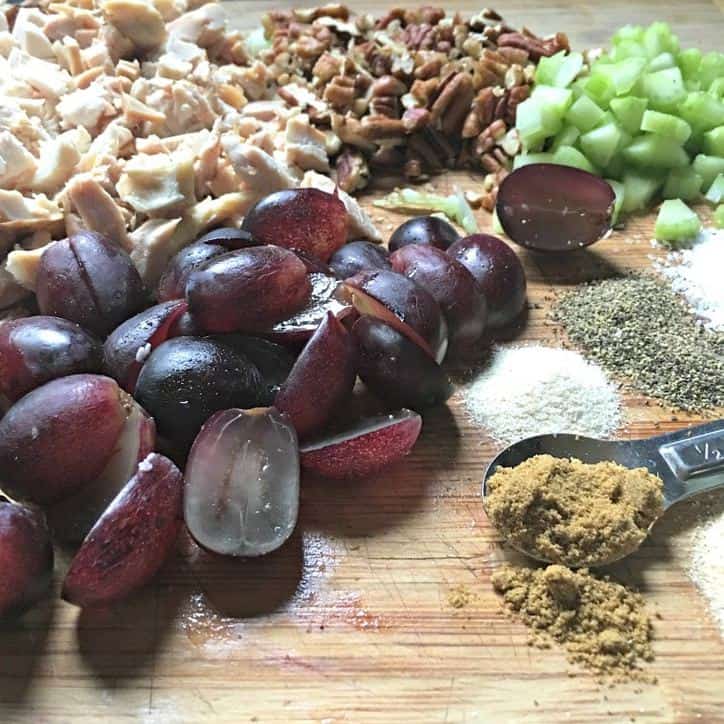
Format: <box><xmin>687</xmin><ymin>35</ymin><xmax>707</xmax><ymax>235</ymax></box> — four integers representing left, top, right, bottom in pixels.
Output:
<box><xmin>492</xmin><ymin>564</ymin><xmax>656</xmax><ymax>682</ymax></box>
<box><xmin>486</xmin><ymin>455</ymin><xmax>665</xmax><ymax>567</ymax></box>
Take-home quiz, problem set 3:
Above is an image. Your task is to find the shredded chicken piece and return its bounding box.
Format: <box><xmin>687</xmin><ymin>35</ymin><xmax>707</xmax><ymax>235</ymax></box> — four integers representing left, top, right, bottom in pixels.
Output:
<box><xmin>222</xmin><ymin>137</ymin><xmax>298</xmax><ymax>195</ymax></box>
<box><xmin>0</xmin><ymin>131</ymin><xmax>38</xmax><ymax>189</ymax></box>
<box><xmin>286</xmin><ymin>114</ymin><xmax>330</xmax><ymax>172</ymax></box>
<box><xmin>5</xmin><ymin>243</ymin><xmax>55</xmax><ymax>291</ymax></box>
<box><xmin>102</xmin><ymin>0</ymin><xmax>166</xmax><ymax>49</ymax></box>
<box><xmin>31</xmin><ymin>128</ymin><xmax>90</xmax><ymax>193</ymax></box>
<box><xmin>66</xmin><ymin>175</ymin><xmax>131</xmax><ymax>250</ymax></box>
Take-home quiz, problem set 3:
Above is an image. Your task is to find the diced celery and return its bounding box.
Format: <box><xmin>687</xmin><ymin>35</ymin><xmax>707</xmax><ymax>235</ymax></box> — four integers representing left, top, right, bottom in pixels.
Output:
<box><xmin>702</xmin><ymin>126</ymin><xmax>724</xmax><ymax>156</ymax></box>
<box><xmin>647</xmin><ymin>52</ymin><xmax>676</xmax><ymax>72</ymax></box>
<box><xmin>580</xmin><ymin>123</ymin><xmax>623</xmax><ymax>168</ymax></box>
<box><xmin>641</xmin><ymin>67</ymin><xmax>686</xmax><ymax>112</ymax></box>
<box><xmin>621</xmin><ymin>171</ymin><xmax>663</xmax><ymax>212</ymax></box>
<box><xmin>622</xmin><ymin>135</ymin><xmax>689</xmax><ymax>168</ymax></box>
<box><xmin>610</xmin><ymin>96</ymin><xmax>648</xmax><ymax>134</ymax></box>
<box><xmin>603</xmin><ymin>154</ymin><xmax>625</xmax><ymax>180</ymax></box>
<box><xmin>535</xmin><ymin>51</ymin><xmax>584</xmax><ymax>88</ymax></box>
<box><xmin>662</xmin><ymin>167</ymin><xmax>703</xmax><ymax>201</ymax></box>
<box><xmin>640</xmin><ymin>110</ymin><xmax>692</xmax><ymax>143</ymax></box>
<box><xmin>515</xmin><ymin>98</ymin><xmax>561</xmax><ymax>150</ymax></box>
<box><xmin>513</xmin><ymin>152</ymin><xmax>555</xmax><ymax>169</ymax></box>
<box><xmin>610</xmin><ymin>40</ymin><xmax>647</xmax><ymax>62</ymax></box>
<box><xmin>551</xmin><ymin>145</ymin><xmax>598</xmax><ymax>174</ymax></box>
<box><xmin>551</xmin><ymin>124</ymin><xmax>580</xmax><ymax>151</ymax></box>
<box><xmin>699</xmin><ymin>52</ymin><xmax>724</xmax><ymax>91</ymax></box>
<box><xmin>612</xmin><ymin>25</ymin><xmax>644</xmax><ymax>45</ymax></box>
<box><xmin>678</xmin><ymin>92</ymin><xmax>724</xmax><ymax>135</ymax></box>
<box><xmin>708</xmin><ymin>78</ymin><xmax>724</xmax><ymax>99</ymax></box>
<box><xmin>531</xmin><ymin>85</ymin><xmax>574</xmax><ymax>116</ymax></box>
<box><xmin>714</xmin><ymin>204</ymin><xmax>724</xmax><ymax>228</ymax></box>
<box><xmin>693</xmin><ymin>154</ymin><xmax>724</xmax><ymax>188</ymax></box>
<box><xmin>565</xmin><ymin>95</ymin><xmax>605</xmax><ymax>132</ymax></box>
<box><xmin>705</xmin><ymin>174</ymin><xmax>724</xmax><ymax>204</ymax></box>
<box><xmin>591</xmin><ymin>57</ymin><xmax>646</xmax><ymax>95</ymax></box>
<box><xmin>643</xmin><ymin>21</ymin><xmax>679</xmax><ymax>58</ymax></box>
<box><xmin>654</xmin><ymin>199</ymin><xmax>701</xmax><ymax>243</ymax></box>
<box><xmin>606</xmin><ymin>179</ymin><xmax>625</xmax><ymax>223</ymax></box>
<box><xmin>678</xmin><ymin>48</ymin><xmax>703</xmax><ymax>81</ymax></box>
<box><xmin>582</xmin><ymin>74</ymin><xmax>616</xmax><ymax>108</ymax></box>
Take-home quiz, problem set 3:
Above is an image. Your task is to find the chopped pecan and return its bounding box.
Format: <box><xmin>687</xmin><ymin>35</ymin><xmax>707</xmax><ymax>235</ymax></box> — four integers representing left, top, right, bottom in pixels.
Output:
<box><xmin>430</xmin><ymin>72</ymin><xmax>474</xmax><ymax>136</ymax></box>
<box><xmin>331</xmin><ymin>114</ymin><xmax>377</xmax><ymax>152</ymax></box>
<box><xmin>324</xmin><ymin>75</ymin><xmax>356</xmax><ymax>112</ymax></box>
<box><xmin>497</xmin><ymin>46</ymin><xmax>530</xmax><ymax>66</ymax></box>
<box><xmin>410</xmin><ymin>77</ymin><xmax>439</xmax><ymax>106</ymax></box>
<box><xmin>335</xmin><ymin>148</ymin><xmax>369</xmax><ymax>192</ymax></box>
<box><xmin>505</xmin><ymin>85</ymin><xmax>530</xmax><ymax>125</ymax></box>
<box><xmin>402</xmin><ymin>107</ymin><xmax>431</xmax><ymax>133</ymax></box>
<box><xmin>312</xmin><ymin>52</ymin><xmax>343</xmax><ymax>82</ymax></box>
<box><xmin>470</xmin><ymin>87</ymin><xmax>497</xmax><ymax>129</ymax></box>
<box><xmin>371</xmin><ymin>75</ymin><xmax>407</xmax><ymax>97</ymax></box>
<box><xmin>370</xmin><ymin>95</ymin><xmax>400</xmax><ymax>118</ymax></box>
<box><xmin>360</xmin><ymin>115</ymin><xmax>406</xmax><ymax>141</ymax></box>
<box><xmin>414</xmin><ymin>57</ymin><xmax>443</xmax><ymax>80</ymax></box>
<box><xmin>497</xmin><ymin>31</ymin><xmax>569</xmax><ymax>61</ymax></box>
<box><xmin>370</xmin><ymin>143</ymin><xmax>406</xmax><ymax>168</ymax></box>
<box><xmin>403</xmin><ymin>158</ymin><xmax>425</xmax><ymax>179</ymax></box>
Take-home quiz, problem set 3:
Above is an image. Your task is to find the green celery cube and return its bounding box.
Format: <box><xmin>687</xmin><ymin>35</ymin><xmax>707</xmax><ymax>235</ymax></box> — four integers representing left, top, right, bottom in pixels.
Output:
<box><xmin>641</xmin><ymin>67</ymin><xmax>686</xmax><ymax>112</ymax></box>
<box><xmin>705</xmin><ymin>174</ymin><xmax>724</xmax><ymax>204</ymax></box>
<box><xmin>606</xmin><ymin>179</ymin><xmax>625</xmax><ymax>223</ymax></box>
<box><xmin>643</xmin><ymin>22</ymin><xmax>679</xmax><ymax>58</ymax></box>
<box><xmin>580</xmin><ymin>123</ymin><xmax>623</xmax><ymax>168</ymax></box>
<box><xmin>678</xmin><ymin>92</ymin><xmax>724</xmax><ymax>135</ymax></box>
<box><xmin>699</xmin><ymin>52</ymin><xmax>724</xmax><ymax>91</ymax></box>
<box><xmin>703</xmin><ymin>126</ymin><xmax>724</xmax><ymax>156</ymax></box>
<box><xmin>654</xmin><ymin>199</ymin><xmax>701</xmax><ymax>243</ymax></box>
<box><xmin>714</xmin><ymin>204</ymin><xmax>724</xmax><ymax>228</ymax></box>
<box><xmin>621</xmin><ymin>171</ymin><xmax>663</xmax><ymax>212</ymax></box>
<box><xmin>662</xmin><ymin>168</ymin><xmax>703</xmax><ymax>201</ymax></box>
<box><xmin>535</xmin><ymin>51</ymin><xmax>584</xmax><ymax>88</ymax></box>
<box><xmin>551</xmin><ymin>145</ymin><xmax>598</xmax><ymax>174</ymax></box>
<box><xmin>565</xmin><ymin>95</ymin><xmax>605</xmax><ymax>132</ymax></box>
<box><xmin>677</xmin><ymin>48</ymin><xmax>702</xmax><ymax>81</ymax></box>
<box><xmin>513</xmin><ymin>152</ymin><xmax>555</xmax><ymax>169</ymax></box>
<box><xmin>610</xmin><ymin>96</ymin><xmax>648</xmax><ymax>134</ymax></box>
<box><xmin>622</xmin><ymin>134</ymin><xmax>690</xmax><ymax>168</ymax></box>
<box><xmin>640</xmin><ymin>110</ymin><xmax>692</xmax><ymax>143</ymax></box>
<box><xmin>693</xmin><ymin>154</ymin><xmax>724</xmax><ymax>188</ymax></box>
<box><xmin>591</xmin><ymin>57</ymin><xmax>646</xmax><ymax>95</ymax></box>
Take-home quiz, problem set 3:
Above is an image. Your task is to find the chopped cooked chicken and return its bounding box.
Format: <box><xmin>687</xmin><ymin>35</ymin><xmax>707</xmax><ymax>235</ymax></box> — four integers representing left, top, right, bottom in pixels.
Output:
<box><xmin>301</xmin><ymin>171</ymin><xmax>382</xmax><ymax>242</ymax></box>
<box><xmin>102</xmin><ymin>0</ymin><xmax>166</xmax><ymax>49</ymax></box>
<box><xmin>78</xmin><ymin>121</ymin><xmax>134</xmax><ymax>172</ymax></box>
<box><xmin>117</xmin><ymin>152</ymin><xmax>196</xmax><ymax>216</ymax></box>
<box><xmin>12</xmin><ymin>8</ymin><xmax>55</xmax><ymax>60</ymax></box>
<box><xmin>66</xmin><ymin>175</ymin><xmax>131</xmax><ymax>250</ymax></box>
<box><xmin>57</xmin><ymin>83</ymin><xmax>117</xmax><ymax>132</ymax></box>
<box><xmin>5</xmin><ymin>243</ymin><xmax>55</xmax><ymax>291</ymax></box>
<box><xmin>167</xmin><ymin>3</ymin><xmax>227</xmax><ymax>48</ymax></box>
<box><xmin>31</xmin><ymin>128</ymin><xmax>90</xmax><ymax>194</ymax></box>
<box><xmin>0</xmin><ymin>131</ymin><xmax>38</xmax><ymax>189</ymax></box>
<box><xmin>286</xmin><ymin>114</ymin><xmax>330</xmax><ymax>172</ymax></box>
<box><xmin>8</xmin><ymin>48</ymin><xmax>72</xmax><ymax>99</ymax></box>
<box><xmin>222</xmin><ymin>136</ymin><xmax>298</xmax><ymax>195</ymax></box>
<box><xmin>0</xmin><ymin>190</ymin><xmax>63</xmax><ymax>223</ymax></box>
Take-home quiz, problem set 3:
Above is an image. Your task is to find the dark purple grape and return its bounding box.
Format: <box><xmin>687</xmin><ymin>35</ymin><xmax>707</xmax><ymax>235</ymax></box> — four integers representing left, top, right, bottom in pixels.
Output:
<box><xmin>195</xmin><ymin>227</ymin><xmax>257</xmax><ymax>248</ymax></box>
<box><xmin>390</xmin><ymin>245</ymin><xmax>487</xmax><ymax>355</ymax></box>
<box><xmin>62</xmin><ymin>453</ymin><xmax>183</xmax><ymax>607</ymax></box>
<box><xmin>447</xmin><ymin>234</ymin><xmax>527</xmax><ymax>328</ymax></box>
<box><xmin>388</xmin><ymin>216</ymin><xmax>460</xmax><ymax>252</ymax></box>
<box><xmin>0</xmin><ymin>500</ymin><xmax>53</xmax><ymax>619</ymax></box>
<box><xmin>242</xmin><ymin>188</ymin><xmax>348</xmax><ymax>262</ymax></box>
<box><xmin>157</xmin><ymin>243</ymin><xmax>229</xmax><ymax>302</ymax></box>
<box><xmin>103</xmin><ymin>300</ymin><xmax>188</xmax><ymax>392</ymax></box>
<box><xmin>185</xmin><ymin>246</ymin><xmax>311</xmax><ymax>334</ymax></box>
<box><xmin>211</xmin><ymin>335</ymin><xmax>295</xmax><ymax>404</ymax></box>
<box><xmin>496</xmin><ymin>164</ymin><xmax>615</xmax><ymax>252</ymax></box>
<box><xmin>340</xmin><ymin>269</ymin><xmax>448</xmax><ymax>363</ymax></box>
<box><xmin>35</xmin><ymin>231</ymin><xmax>147</xmax><ymax>337</ymax></box>
<box><xmin>0</xmin><ymin>316</ymin><xmax>102</xmax><ymax>402</ymax></box>
<box><xmin>134</xmin><ymin>336</ymin><xmax>266</xmax><ymax>448</ymax></box>
<box><xmin>352</xmin><ymin>315</ymin><xmax>452</xmax><ymax>410</ymax></box>
<box><xmin>329</xmin><ymin>241</ymin><xmax>391</xmax><ymax>279</ymax></box>
<box><xmin>0</xmin><ymin>374</ymin><xmax>128</xmax><ymax>504</ymax></box>
<box><xmin>275</xmin><ymin>312</ymin><xmax>357</xmax><ymax>439</ymax></box>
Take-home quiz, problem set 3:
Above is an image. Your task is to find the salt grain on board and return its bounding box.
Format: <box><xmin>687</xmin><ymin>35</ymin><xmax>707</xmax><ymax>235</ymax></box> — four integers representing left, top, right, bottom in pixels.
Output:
<box><xmin>463</xmin><ymin>345</ymin><xmax>623</xmax><ymax>445</ymax></box>
<box><xmin>689</xmin><ymin>510</ymin><xmax>724</xmax><ymax>637</ymax></box>
<box><xmin>655</xmin><ymin>228</ymin><xmax>724</xmax><ymax>331</ymax></box>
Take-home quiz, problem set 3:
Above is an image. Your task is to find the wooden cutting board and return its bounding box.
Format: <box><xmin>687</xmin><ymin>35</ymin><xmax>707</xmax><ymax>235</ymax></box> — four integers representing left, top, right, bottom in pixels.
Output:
<box><xmin>2</xmin><ymin>2</ymin><xmax>723</xmax><ymax>722</ymax></box>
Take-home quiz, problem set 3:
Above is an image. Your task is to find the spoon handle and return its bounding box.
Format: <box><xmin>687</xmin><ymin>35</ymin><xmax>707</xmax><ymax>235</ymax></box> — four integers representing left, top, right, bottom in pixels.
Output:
<box><xmin>657</xmin><ymin>419</ymin><xmax>724</xmax><ymax>504</ymax></box>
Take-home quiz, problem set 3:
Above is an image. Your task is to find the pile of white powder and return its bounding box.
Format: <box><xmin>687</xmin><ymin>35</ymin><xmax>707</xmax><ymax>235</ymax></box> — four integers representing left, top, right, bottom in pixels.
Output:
<box><xmin>656</xmin><ymin>228</ymin><xmax>724</xmax><ymax>331</ymax></box>
<box><xmin>463</xmin><ymin>345</ymin><xmax>623</xmax><ymax>444</ymax></box>
<box><xmin>689</xmin><ymin>511</ymin><xmax>724</xmax><ymax>637</ymax></box>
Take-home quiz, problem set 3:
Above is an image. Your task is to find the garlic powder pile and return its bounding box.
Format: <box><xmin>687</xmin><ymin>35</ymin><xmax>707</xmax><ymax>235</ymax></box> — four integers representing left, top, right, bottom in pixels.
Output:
<box><xmin>464</xmin><ymin>345</ymin><xmax>622</xmax><ymax>444</ymax></box>
<box><xmin>656</xmin><ymin>228</ymin><xmax>724</xmax><ymax>331</ymax></box>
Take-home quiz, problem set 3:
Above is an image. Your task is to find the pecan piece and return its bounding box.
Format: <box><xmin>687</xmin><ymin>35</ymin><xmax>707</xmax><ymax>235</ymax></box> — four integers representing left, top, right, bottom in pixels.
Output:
<box><xmin>430</xmin><ymin>72</ymin><xmax>474</xmax><ymax>136</ymax></box>
<box><xmin>497</xmin><ymin>31</ymin><xmax>569</xmax><ymax>61</ymax></box>
<box><xmin>335</xmin><ymin>148</ymin><xmax>370</xmax><ymax>192</ymax></box>
<box><xmin>324</xmin><ymin>75</ymin><xmax>356</xmax><ymax>112</ymax></box>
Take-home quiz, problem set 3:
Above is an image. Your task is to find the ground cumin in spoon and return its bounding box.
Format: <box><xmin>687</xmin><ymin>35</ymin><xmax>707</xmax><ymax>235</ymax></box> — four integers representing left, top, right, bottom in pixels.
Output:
<box><xmin>486</xmin><ymin>455</ymin><xmax>665</xmax><ymax>567</ymax></box>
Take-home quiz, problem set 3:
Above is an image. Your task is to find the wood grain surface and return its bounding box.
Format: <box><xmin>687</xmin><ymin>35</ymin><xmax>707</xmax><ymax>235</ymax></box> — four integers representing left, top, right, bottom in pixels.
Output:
<box><xmin>2</xmin><ymin>2</ymin><xmax>724</xmax><ymax>722</ymax></box>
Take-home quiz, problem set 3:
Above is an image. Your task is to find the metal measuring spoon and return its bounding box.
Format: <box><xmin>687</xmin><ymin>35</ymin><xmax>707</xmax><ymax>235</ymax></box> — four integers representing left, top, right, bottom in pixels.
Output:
<box><xmin>482</xmin><ymin>419</ymin><xmax>724</xmax><ymax>566</ymax></box>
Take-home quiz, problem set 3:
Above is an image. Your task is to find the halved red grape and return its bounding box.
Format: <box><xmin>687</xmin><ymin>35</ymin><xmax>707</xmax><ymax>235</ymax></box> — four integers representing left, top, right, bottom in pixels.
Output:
<box><xmin>0</xmin><ymin>374</ymin><xmax>128</xmax><ymax>504</ymax></box>
<box><xmin>340</xmin><ymin>269</ymin><xmax>448</xmax><ymax>363</ymax></box>
<box><xmin>242</xmin><ymin>188</ymin><xmax>348</xmax><ymax>262</ymax></box>
<box><xmin>275</xmin><ymin>312</ymin><xmax>357</xmax><ymax>439</ymax></box>
<box><xmin>103</xmin><ymin>300</ymin><xmax>188</xmax><ymax>392</ymax></box>
<box><xmin>264</xmin><ymin>272</ymin><xmax>346</xmax><ymax>347</ymax></box>
<box><xmin>388</xmin><ymin>216</ymin><xmax>460</xmax><ymax>252</ymax></box>
<box><xmin>294</xmin><ymin>250</ymin><xmax>336</xmax><ymax>276</ymax></box>
<box><xmin>390</xmin><ymin>245</ymin><xmax>487</xmax><ymax>355</ymax></box>
<box><xmin>352</xmin><ymin>315</ymin><xmax>453</xmax><ymax>410</ymax></box>
<box><xmin>184</xmin><ymin>408</ymin><xmax>299</xmax><ymax>557</ymax></box>
<box><xmin>47</xmin><ymin>400</ymin><xmax>156</xmax><ymax>541</ymax></box>
<box><xmin>496</xmin><ymin>164</ymin><xmax>615</xmax><ymax>252</ymax></box>
<box><xmin>62</xmin><ymin>453</ymin><xmax>183</xmax><ymax>607</ymax></box>
<box><xmin>134</xmin><ymin>336</ymin><xmax>266</xmax><ymax>448</ymax></box>
<box><xmin>300</xmin><ymin>409</ymin><xmax>422</xmax><ymax>478</ymax></box>
<box><xmin>35</xmin><ymin>231</ymin><xmax>147</xmax><ymax>337</ymax></box>
<box><xmin>447</xmin><ymin>234</ymin><xmax>527</xmax><ymax>329</ymax></box>
<box><xmin>0</xmin><ymin>316</ymin><xmax>102</xmax><ymax>403</ymax></box>
<box><xmin>195</xmin><ymin>227</ymin><xmax>257</xmax><ymax>248</ymax></box>
<box><xmin>211</xmin><ymin>335</ymin><xmax>295</xmax><ymax>405</ymax></box>
<box><xmin>329</xmin><ymin>241</ymin><xmax>391</xmax><ymax>279</ymax></box>
<box><xmin>157</xmin><ymin>243</ymin><xmax>229</xmax><ymax>302</ymax></box>
<box><xmin>186</xmin><ymin>246</ymin><xmax>311</xmax><ymax>333</ymax></box>
<box><xmin>0</xmin><ymin>500</ymin><xmax>53</xmax><ymax>619</ymax></box>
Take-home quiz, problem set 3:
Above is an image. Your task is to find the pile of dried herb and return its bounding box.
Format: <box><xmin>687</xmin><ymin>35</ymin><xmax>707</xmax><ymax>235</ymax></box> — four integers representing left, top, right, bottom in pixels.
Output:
<box><xmin>553</xmin><ymin>274</ymin><xmax>724</xmax><ymax>411</ymax></box>
<box><xmin>492</xmin><ymin>564</ymin><xmax>656</xmax><ymax>683</ymax></box>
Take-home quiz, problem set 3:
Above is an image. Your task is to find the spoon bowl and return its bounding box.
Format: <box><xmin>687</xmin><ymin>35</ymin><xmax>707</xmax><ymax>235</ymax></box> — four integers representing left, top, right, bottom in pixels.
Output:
<box><xmin>482</xmin><ymin>420</ymin><xmax>724</xmax><ymax>566</ymax></box>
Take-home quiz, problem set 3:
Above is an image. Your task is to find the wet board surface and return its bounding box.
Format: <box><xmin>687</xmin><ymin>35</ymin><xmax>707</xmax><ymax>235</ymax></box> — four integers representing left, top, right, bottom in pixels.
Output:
<box><xmin>2</xmin><ymin>1</ymin><xmax>724</xmax><ymax>722</ymax></box>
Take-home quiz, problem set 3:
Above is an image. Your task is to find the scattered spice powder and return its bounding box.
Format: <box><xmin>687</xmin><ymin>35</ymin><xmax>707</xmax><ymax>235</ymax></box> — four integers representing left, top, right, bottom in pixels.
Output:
<box><xmin>553</xmin><ymin>274</ymin><xmax>724</xmax><ymax>411</ymax></box>
<box><xmin>447</xmin><ymin>584</ymin><xmax>475</xmax><ymax>609</ymax></box>
<box><xmin>486</xmin><ymin>455</ymin><xmax>664</xmax><ymax>567</ymax></box>
<box><xmin>688</xmin><ymin>508</ymin><xmax>724</xmax><ymax>637</ymax></box>
<box><xmin>492</xmin><ymin>564</ymin><xmax>656</xmax><ymax>682</ymax></box>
